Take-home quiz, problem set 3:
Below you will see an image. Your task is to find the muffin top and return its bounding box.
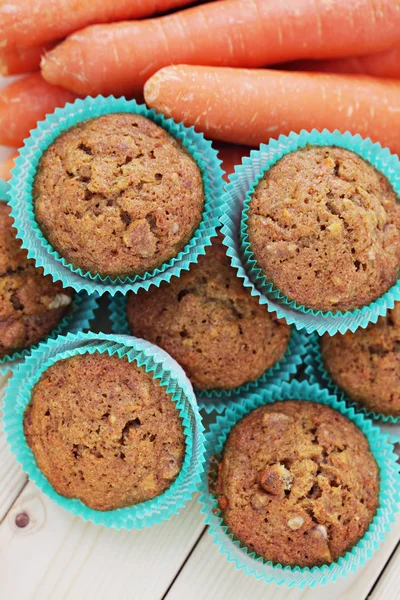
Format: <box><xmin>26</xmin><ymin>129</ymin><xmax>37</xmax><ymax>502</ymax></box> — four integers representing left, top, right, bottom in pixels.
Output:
<box><xmin>248</xmin><ymin>146</ymin><xmax>400</xmax><ymax>312</ymax></box>
<box><xmin>321</xmin><ymin>303</ymin><xmax>400</xmax><ymax>417</ymax></box>
<box><xmin>127</xmin><ymin>235</ymin><xmax>291</xmax><ymax>390</ymax></box>
<box><xmin>33</xmin><ymin>113</ymin><xmax>205</xmax><ymax>278</ymax></box>
<box><xmin>24</xmin><ymin>352</ymin><xmax>186</xmax><ymax>511</ymax></box>
<box><xmin>215</xmin><ymin>400</ymin><xmax>379</xmax><ymax>567</ymax></box>
<box><xmin>0</xmin><ymin>203</ymin><xmax>72</xmax><ymax>359</ymax></box>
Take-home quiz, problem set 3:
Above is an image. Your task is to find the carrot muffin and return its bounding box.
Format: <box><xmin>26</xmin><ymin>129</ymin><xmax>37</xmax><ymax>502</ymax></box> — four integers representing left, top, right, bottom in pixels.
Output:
<box><xmin>127</xmin><ymin>235</ymin><xmax>291</xmax><ymax>391</ymax></box>
<box><xmin>24</xmin><ymin>352</ymin><xmax>186</xmax><ymax>511</ymax></box>
<box><xmin>0</xmin><ymin>203</ymin><xmax>72</xmax><ymax>359</ymax></box>
<box><xmin>33</xmin><ymin>113</ymin><xmax>205</xmax><ymax>278</ymax></box>
<box><xmin>248</xmin><ymin>146</ymin><xmax>400</xmax><ymax>312</ymax></box>
<box><xmin>321</xmin><ymin>303</ymin><xmax>400</xmax><ymax>417</ymax></box>
<box><xmin>215</xmin><ymin>400</ymin><xmax>379</xmax><ymax>567</ymax></box>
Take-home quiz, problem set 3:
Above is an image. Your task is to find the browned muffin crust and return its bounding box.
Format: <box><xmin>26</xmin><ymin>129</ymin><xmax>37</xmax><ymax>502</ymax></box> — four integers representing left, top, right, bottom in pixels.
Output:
<box><xmin>33</xmin><ymin>113</ymin><xmax>204</xmax><ymax>278</ymax></box>
<box><xmin>321</xmin><ymin>303</ymin><xmax>400</xmax><ymax>417</ymax></box>
<box><xmin>24</xmin><ymin>353</ymin><xmax>186</xmax><ymax>511</ymax></box>
<box><xmin>0</xmin><ymin>203</ymin><xmax>72</xmax><ymax>358</ymax></box>
<box><xmin>248</xmin><ymin>146</ymin><xmax>400</xmax><ymax>312</ymax></box>
<box><xmin>127</xmin><ymin>235</ymin><xmax>291</xmax><ymax>390</ymax></box>
<box><xmin>215</xmin><ymin>400</ymin><xmax>379</xmax><ymax>567</ymax></box>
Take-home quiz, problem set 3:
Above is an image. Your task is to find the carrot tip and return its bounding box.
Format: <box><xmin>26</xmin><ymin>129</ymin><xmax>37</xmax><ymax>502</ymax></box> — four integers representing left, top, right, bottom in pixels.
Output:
<box><xmin>143</xmin><ymin>78</ymin><xmax>160</xmax><ymax>105</ymax></box>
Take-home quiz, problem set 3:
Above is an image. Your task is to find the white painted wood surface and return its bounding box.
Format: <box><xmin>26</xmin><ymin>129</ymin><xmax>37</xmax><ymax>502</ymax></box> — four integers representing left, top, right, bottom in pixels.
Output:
<box><xmin>0</xmin><ymin>73</ymin><xmax>399</xmax><ymax>600</ymax></box>
<box><xmin>0</xmin><ymin>481</ymin><xmax>205</xmax><ymax>600</ymax></box>
<box><xmin>370</xmin><ymin>544</ymin><xmax>400</xmax><ymax>599</ymax></box>
<box><xmin>0</xmin><ymin>373</ymin><xmax>27</xmax><ymax>522</ymax></box>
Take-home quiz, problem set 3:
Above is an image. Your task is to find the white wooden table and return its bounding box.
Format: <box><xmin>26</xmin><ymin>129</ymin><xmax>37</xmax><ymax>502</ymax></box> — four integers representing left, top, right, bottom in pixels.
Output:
<box><xmin>0</xmin><ymin>75</ymin><xmax>399</xmax><ymax>600</ymax></box>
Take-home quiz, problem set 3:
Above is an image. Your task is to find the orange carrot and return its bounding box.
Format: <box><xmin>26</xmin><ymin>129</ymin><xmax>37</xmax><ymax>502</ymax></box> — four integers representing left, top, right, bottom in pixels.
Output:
<box><xmin>0</xmin><ymin>151</ymin><xmax>19</xmax><ymax>181</ymax></box>
<box><xmin>41</xmin><ymin>0</ymin><xmax>400</xmax><ymax>96</ymax></box>
<box><xmin>216</xmin><ymin>144</ymin><xmax>252</xmax><ymax>182</ymax></box>
<box><xmin>0</xmin><ymin>0</ymin><xmax>196</xmax><ymax>48</ymax></box>
<box><xmin>283</xmin><ymin>47</ymin><xmax>400</xmax><ymax>79</ymax></box>
<box><xmin>0</xmin><ymin>44</ymin><xmax>55</xmax><ymax>76</ymax></box>
<box><xmin>0</xmin><ymin>73</ymin><xmax>78</xmax><ymax>147</ymax></box>
<box><xmin>144</xmin><ymin>65</ymin><xmax>400</xmax><ymax>155</ymax></box>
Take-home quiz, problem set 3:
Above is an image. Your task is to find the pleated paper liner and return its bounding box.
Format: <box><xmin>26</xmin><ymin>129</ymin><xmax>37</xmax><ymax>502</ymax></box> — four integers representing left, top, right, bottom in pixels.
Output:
<box><xmin>3</xmin><ymin>332</ymin><xmax>205</xmax><ymax>529</ymax></box>
<box><xmin>221</xmin><ymin>129</ymin><xmax>400</xmax><ymax>336</ymax></box>
<box><xmin>8</xmin><ymin>96</ymin><xmax>225</xmax><ymax>296</ymax></box>
<box><xmin>199</xmin><ymin>379</ymin><xmax>400</xmax><ymax>588</ymax></box>
<box><xmin>108</xmin><ymin>293</ymin><xmax>309</xmax><ymax>413</ymax></box>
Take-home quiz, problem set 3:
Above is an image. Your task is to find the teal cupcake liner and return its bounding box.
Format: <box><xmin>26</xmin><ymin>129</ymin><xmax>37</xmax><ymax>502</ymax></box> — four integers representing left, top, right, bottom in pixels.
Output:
<box><xmin>305</xmin><ymin>333</ymin><xmax>400</xmax><ymax>436</ymax></box>
<box><xmin>0</xmin><ymin>178</ymin><xmax>10</xmax><ymax>200</ymax></box>
<box><xmin>109</xmin><ymin>294</ymin><xmax>309</xmax><ymax>414</ymax></box>
<box><xmin>221</xmin><ymin>129</ymin><xmax>400</xmax><ymax>336</ymax></box>
<box><xmin>8</xmin><ymin>96</ymin><xmax>224</xmax><ymax>296</ymax></box>
<box><xmin>3</xmin><ymin>331</ymin><xmax>205</xmax><ymax>529</ymax></box>
<box><xmin>0</xmin><ymin>291</ymin><xmax>98</xmax><ymax>376</ymax></box>
<box><xmin>199</xmin><ymin>379</ymin><xmax>400</xmax><ymax>588</ymax></box>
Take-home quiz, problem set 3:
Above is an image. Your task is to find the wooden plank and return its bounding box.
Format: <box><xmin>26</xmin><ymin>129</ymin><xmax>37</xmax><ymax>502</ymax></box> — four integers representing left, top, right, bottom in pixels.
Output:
<box><xmin>0</xmin><ymin>482</ymin><xmax>205</xmax><ymax>600</ymax></box>
<box><xmin>369</xmin><ymin>543</ymin><xmax>400</xmax><ymax>600</ymax></box>
<box><xmin>0</xmin><ymin>374</ymin><xmax>27</xmax><ymax>521</ymax></box>
<box><xmin>166</xmin><ymin>511</ymin><xmax>400</xmax><ymax>600</ymax></box>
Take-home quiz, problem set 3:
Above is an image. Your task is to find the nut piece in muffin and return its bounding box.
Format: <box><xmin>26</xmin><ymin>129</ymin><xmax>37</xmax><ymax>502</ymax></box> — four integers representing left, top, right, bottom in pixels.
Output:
<box><xmin>248</xmin><ymin>146</ymin><xmax>400</xmax><ymax>312</ymax></box>
<box><xmin>0</xmin><ymin>203</ymin><xmax>72</xmax><ymax>359</ymax></box>
<box><xmin>33</xmin><ymin>113</ymin><xmax>205</xmax><ymax>278</ymax></box>
<box><xmin>215</xmin><ymin>400</ymin><xmax>379</xmax><ymax>567</ymax></box>
<box><xmin>24</xmin><ymin>353</ymin><xmax>186</xmax><ymax>511</ymax></box>
<box><xmin>127</xmin><ymin>235</ymin><xmax>291</xmax><ymax>391</ymax></box>
<box><xmin>321</xmin><ymin>303</ymin><xmax>400</xmax><ymax>417</ymax></box>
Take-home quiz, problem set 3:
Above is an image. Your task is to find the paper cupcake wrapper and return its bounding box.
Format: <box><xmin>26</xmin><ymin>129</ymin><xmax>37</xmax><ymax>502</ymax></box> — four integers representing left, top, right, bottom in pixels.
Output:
<box><xmin>305</xmin><ymin>333</ymin><xmax>400</xmax><ymax>434</ymax></box>
<box><xmin>8</xmin><ymin>96</ymin><xmax>224</xmax><ymax>296</ymax></box>
<box><xmin>199</xmin><ymin>379</ymin><xmax>400</xmax><ymax>588</ymax></box>
<box><xmin>0</xmin><ymin>291</ymin><xmax>98</xmax><ymax>376</ymax></box>
<box><xmin>3</xmin><ymin>331</ymin><xmax>205</xmax><ymax>530</ymax></box>
<box><xmin>221</xmin><ymin>129</ymin><xmax>400</xmax><ymax>336</ymax></box>
<box><xmin>108</xmin><ymin>294</ymin><xmax>309</xmax><ymax>414</ymax></box>
<box><xmin>0</xmin><ymin>179</ymin><xmax>10</xmax><ymax>200</ymax></box>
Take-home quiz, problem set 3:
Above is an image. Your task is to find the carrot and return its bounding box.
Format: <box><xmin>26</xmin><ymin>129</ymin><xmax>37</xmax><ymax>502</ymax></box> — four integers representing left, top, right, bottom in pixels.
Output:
<box><xmin>0</xmin><ymin>0</ymin><xmax>196</xmax><ymax>49</ymax></box>
<box><xmin>0</xmin><ymin>44</ymin><xmax>55</xmax><ymax>76</ymax></box>
<box><xmin>41</xmin><ymin>0</ymin><xmax>400</xmax><ymax>96</ymax></box>
<box><xmin>0</xmin><ymin>73</ymin><xmax>78</xmax><ymax>147</ymax></box>
<box><xmin>216</xmin><ymin>144</ymin><xmax>252</xmax><ymax>182</ymax></box>
<box><xmin>0</xmin><ymin>151</ymin><xmax>19</xmax><ymax>181</ymax></box>
<box><xmin>144</xmin><ymin>65</ymin><xmax>400</xmax><ymax>155</ymax></box>
<box><xmin>283</xmin><ymin>47</ymin><xmax>400</xmax><ymax>79</ymax></box>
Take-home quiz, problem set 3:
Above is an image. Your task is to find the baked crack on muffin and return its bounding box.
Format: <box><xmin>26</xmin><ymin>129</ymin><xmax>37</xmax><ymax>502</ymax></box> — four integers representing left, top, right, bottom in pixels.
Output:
<box><xmin>248</xmin><ymin>146</ymin><xmax>400</xmax><ymax>312</ymax></box>
<box><xmin>127</xmin><ymin>235</ymin><xmax>291</xmax><ymax>390</ymax></box>
<box><xmin>214</xmin><ymin>400</ymin><xmax>379</xmax><ymax>567</ymax></box>
<box><xmin>24</xmin><ymin>352</ymin><xmax>186</xmax><ymax>511</ymax></box>
<box><xmin>33</xmin><ymin>113</ymin><xmax>205</xmax><ymax>278</ymax></box>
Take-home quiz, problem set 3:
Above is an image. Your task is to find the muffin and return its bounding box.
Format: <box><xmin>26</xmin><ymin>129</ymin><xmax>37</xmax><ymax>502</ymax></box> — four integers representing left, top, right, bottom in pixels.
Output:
<box><xmin>0</xmin><ymin>203</ymin><xmax>72</xmax><ymax>359</ymax></box>
<box><xmin>215</xmin><ymin>400</ymin><xmax>379</xmax><ymax>567</ymax></box>
<box><xmin>127</xmin><ymin>235</ymin><xmax>291</xmax><ymax>391</ymax></box>
<box><xmin>33</xmin><ymin>113</ymin><xmax>205</xmax><ymax>278</ymax></box>
<box><xmin>24</xmin><ymin>352</ymin><xmax>186</xmax><ymax>511</ymax></box>
<box><xmin>247</xmin><ymin>146</ymin><xmax>400</xmax><ymax>312</ymax></box>
<box><xmin>321</xmin><ymin>303</ymin><xmax>400</xmax><ymax>417</ymax></box>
